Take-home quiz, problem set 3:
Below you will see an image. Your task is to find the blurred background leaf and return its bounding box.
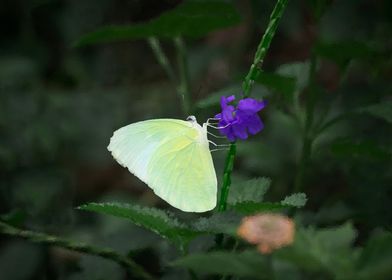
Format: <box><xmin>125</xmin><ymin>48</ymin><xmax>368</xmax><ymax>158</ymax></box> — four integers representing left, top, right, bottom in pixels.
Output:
<box><xmin>75</xmin><ymin>0</ymin><xmax>242</xmax><ymax>47</ymax></box>
<box><xmin>172</xmin><ymin>250</ymin><xmax>268</xmax><ymax>278</ymax></box>
<box><xmin>1</xmin><ymin>0</ymin><xmax>392</xmax><ymax>279</ymax></box>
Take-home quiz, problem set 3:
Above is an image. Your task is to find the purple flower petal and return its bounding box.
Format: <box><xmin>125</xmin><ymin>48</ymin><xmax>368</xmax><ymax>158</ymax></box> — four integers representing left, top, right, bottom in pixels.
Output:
<box><xmin>238</xmin><ymin>98</ymin><xmax>266</xmax><ymax>115</ymax></box>
<box><xmin>246</xmin><ymin>115</ymin><xmax>264</xmax><ymax>135</ymax></box>
<box><xmin>232</xmin><ymin>122</ymin><xmax>248</xmax><ymax>140</ymax></box>
<box><xmin>214</xmin><ymin>95</ymin><xmax>266</xmax><ymax>141</ymax></box>
<box><xmin>220</xmin><ymin>95</ymin><xmax>235</xmax><ymax>108</ymax></box>
<box><xmin>222</xmin><ymin>105</ymin><xmax>235</xmax><ymax>122</ymax></box>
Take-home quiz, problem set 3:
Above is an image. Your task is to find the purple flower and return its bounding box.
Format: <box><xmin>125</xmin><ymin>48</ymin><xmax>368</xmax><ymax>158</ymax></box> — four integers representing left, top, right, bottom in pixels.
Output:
<box><xmin>215</xmin><ymin>95</ymin><xmax>266</xmax><ymax>142</ymax></box>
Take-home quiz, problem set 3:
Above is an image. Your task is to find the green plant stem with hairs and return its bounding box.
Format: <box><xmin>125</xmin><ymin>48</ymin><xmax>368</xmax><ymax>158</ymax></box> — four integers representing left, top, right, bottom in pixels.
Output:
<box><xmin>242</xmin><ymin>0</ymin><xmax>289</xmax><ymax>97</ymax></box>
<box><xmin>217</xmin><ymin>0</ymin><xmax>289</xmax><ymax>212</ymax></box>
<box><xmin>215</xmin><ymin>0</ymin><xmax>289</xmax><ymax>253</ymax></box>
<box><xmin>0</xmin><ymin>221</ymin><xmax>153</xmax><ymax>280</ymax></box>
<box><xmin>218</xmin><ymin>143</ymin><xmax>237</xmax><ymax>212</ymax></box>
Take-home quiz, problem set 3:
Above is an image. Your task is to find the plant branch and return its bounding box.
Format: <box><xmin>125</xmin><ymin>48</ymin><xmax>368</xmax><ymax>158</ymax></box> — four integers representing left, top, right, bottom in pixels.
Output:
<box><xmin>148</xmin><ymin>37</ymin><xmax>177</xmax><ymax>84</ymax></box>
<box><xmin>215</xmin><ymin>143</ymin><xmax>236</xmax><ymax>247</ymax></box>
<box><xmin>293</xmin><ymin>52</ymin><xmax>317</xmax><ymax>194</ymax></box>
<box><xmin>242</xmin><ymin>0</ymin><xmax>289</xmax><ymax>97</ymax></box>
<box><xmin>218</xmin><ymin>0</ymin><xmax>290</xmax><ymax>212</ymax></box>
<box><xmin>174</xmin><ymin>37</ymin><xmax>191</xmax><ymax>116</ymax></box>
<box><xmin>215</xmin><ymin>0</ymin><xmax>289</xmax><ymax>251</ymax></box>
<box><xmin>218</xmin><ymin>143</ymin><xmax>237</xmax><ymax>212</ymax></box>
<box><xmin>0</xmin><ymin>221</ymin><xmax>153</xmax><ymax>280</ymax></box>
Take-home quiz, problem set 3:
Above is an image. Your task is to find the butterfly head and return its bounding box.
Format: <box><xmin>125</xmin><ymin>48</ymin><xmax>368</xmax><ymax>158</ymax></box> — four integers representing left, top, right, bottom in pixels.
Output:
<box><xmin>186</xmin><ymin>115</ymin><xmax>197</xmax><ymax>123</ymax></box>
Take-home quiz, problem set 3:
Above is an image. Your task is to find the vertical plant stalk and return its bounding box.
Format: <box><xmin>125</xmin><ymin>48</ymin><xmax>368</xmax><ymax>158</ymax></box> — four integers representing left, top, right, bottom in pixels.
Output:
<box><xmin>218</xmin><ymin>143</ymin><xmax>237</xmax><ymax>212</ymax></box>
<box><xmin>293</xmin><ymin>52</ymin><xmax>317</xmax><ymax>193</ymax></box>
<box><xmin>0</xmin><ymin>221</ymin><xmax>153</xmax><ymax>280</ymax></box>
<box><xmin>148</xmin><ymin>37</ymin><xmax>177</xmax><ymax>84</ymax></box>
<box><xmin>174</xmin><ymin>37</ymin><xmax>192</xmax><ymax>116</ymax></box>
<box><xmin>217</xmin><ymin>0</ymin><xmax>290</xmax><ymax>213</ymax></box>
<box><xmin>242</xmin><ymin>0</ymin><xmax>289</xmax><ymax>97</ymax></box>
<box><xmin>215</xmin><ymin>143</ymin><xmax>236</xmax><ymax>248</ymax></box>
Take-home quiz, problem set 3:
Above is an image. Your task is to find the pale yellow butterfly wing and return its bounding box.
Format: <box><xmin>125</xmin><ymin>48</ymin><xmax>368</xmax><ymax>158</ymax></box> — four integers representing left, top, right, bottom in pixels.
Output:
<box><xmin>107</xmin><ymin>119</ymin><xmax>217</xmax><ymax>212</ymax></box>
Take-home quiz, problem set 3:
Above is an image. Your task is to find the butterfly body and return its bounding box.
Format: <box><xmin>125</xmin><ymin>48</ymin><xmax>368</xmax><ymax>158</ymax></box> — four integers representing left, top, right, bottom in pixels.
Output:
<box><xmin>108</xmin><ymin>117</ymin><xmax>217</xmax><ymax>212</ymax></box>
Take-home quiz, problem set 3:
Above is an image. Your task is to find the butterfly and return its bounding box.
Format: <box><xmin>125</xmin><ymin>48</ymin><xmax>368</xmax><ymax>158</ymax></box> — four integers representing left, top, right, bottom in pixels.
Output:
<box><xmin>107</xmin><ymin>116</ymin><xmax>219</xmax><ymax>212</ymax></box>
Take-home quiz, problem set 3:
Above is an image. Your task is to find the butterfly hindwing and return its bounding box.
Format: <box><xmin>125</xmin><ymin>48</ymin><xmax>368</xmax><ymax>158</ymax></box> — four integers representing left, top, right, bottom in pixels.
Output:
<box><xmin>108</xmin><ymin>119</ymin><xmax>217</xmax><ymax>212</ymax></box>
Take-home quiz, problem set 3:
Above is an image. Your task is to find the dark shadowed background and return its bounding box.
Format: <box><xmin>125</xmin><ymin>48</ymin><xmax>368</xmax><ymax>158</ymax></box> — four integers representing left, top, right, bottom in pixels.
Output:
<box><xmin>1</xmin><ymin>0</ymin><xmax>392</xmax><ymax>279</ymax></box>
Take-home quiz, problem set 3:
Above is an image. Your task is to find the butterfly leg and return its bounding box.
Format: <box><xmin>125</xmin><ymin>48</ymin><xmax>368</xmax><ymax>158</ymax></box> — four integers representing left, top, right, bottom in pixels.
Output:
<box><xmin>206</xmin><ymin>123</ymin><xmax>231</xmax><ymax>129</ymax></box>
<box><xmin>207</xmin><ymin>131</ymin><xmax>226</xmax><ymax>139</ymax></box>
<box><xmin>210</xmin><ymin>148</ymin><xmax>230</xmax><ymax>152</ymax></box>
<box><xmin>208</xmin><ymin>140</ymin><xmax>230</xmax><ymax>147</ymax></box>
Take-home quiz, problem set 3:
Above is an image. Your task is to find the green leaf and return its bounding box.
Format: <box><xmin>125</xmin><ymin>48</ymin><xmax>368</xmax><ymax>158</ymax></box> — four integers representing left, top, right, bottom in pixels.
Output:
<box><xmin>315</xmin><ymin>40</ymin><xmax>376</xmax><ymax>68</ymax></box>
<box><xmin>276</xmin><ymin>62</ymin><xmax>310</xmax><ymax>92</ymax></box>
<box><xmin>357</xmin><ymin>231</ymin><xmax>392</xmax><ymax>279</ymax></box>
<box><xmin>192</xmin><ymin>211</ymin><xmax>242</xmax><ymax>236</ymax></box>
<box><xmin>226</xmin><ymin>180</ymin><xmax>307</xmax><ymax>215</ymax></box>
<box><xmin>171</xmin><ymin>250</ymin><xmax>267</xmax><ymax>278</ymax></box>
<box><xmin>229</xmin><ymin>201</ymin><xmax>288</xmax><ymax>215</ymax></box>
<box><xmin>75</xmin><ymin>0</ymin><xmax>241</xmax><ymax>47</ymax></box>
<box><xmin>0</xmin><ymin>209</ymin><xmax>27</xmax><ymax>227</ymax></box>
<box><xmin>78</xmin><ymin>203</ymin><xmax>200</xmax><ymax>247</ymax></box>
<box><xmin>228</xmin><ymin>177</ymin><xmax>271</xmax><ymax>204</ymax></box>
<box><xmin>256</xmin><ymin>72</ymin><xmax>296</xmax><ymax>97</ymax></box>
<box><xmin>281</xmin><ymin>193</ymin><xmax>307</xmax><ymax>208</ymax></box>
<box><xmin>358</xmin><ymin>101</ymin><xmax>392</xmax><ymax>124</ymax></box>
<box><xmin>276</xmin><ymin>222</ymin><xmax>358</xmax><ymax>278</ymax></box>
<box><xmin>331</xmin><ymin>138</ymin><xmax>390</xmax><ymax>161</ymax></box>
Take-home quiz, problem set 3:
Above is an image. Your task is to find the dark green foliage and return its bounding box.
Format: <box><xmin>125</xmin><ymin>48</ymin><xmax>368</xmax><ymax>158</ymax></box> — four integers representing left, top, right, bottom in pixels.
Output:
<box><xmin>228</xmin><ymin>177</ymin><xmax>271</xmax><ymax>204</ymax></box>
<box><xmin>277</xmin><ymin>222</ymin><xmax>358</xmax><ymax>278</ymax></box>
<box><xmin>315</xmin><ymin>41</ymin><xmax>378</xmax><ymax>69</ymax></box>
<box><xmin>1</xmin><ymin>0</ymin><xmax>392</xmax><ymax>279</ymax></box>
<box><xmin>75</xmin><ymin>0</ymin><xmax>241</xmax><ymax>47</ymax></box>
<box><xmin>357</xmin><ymin>232</ymin><xmax>392</xmax><ymax>279</ymax></box>
<box><xmin>227</xmin><ymin>177</ymin><xmax>307</xmax><ymax>214</ymax></box>
<box><xmin>358</xmin><ymin>101</ymin><xmax>392</xmax><ymax>124</ymax></box>
<box><xmin>256</xmin><ymin>71</ymin><xmax>296</xmax><ymax>97</ymax></box>
<box><xmin>281</xmin><ymin>193</ymin><xmax>307</xmax><ymax>208</ymax></box>
<box><xmin>79</xmin><ymin>203</ymin><xmax>200</xmax><ymax>248</ymax></box>
<box><xmin>172</xmin><ymin>250</ymin><xmax>268</xmax><ymax>278</ymax></box>
<box><xmin>192</xmin><ymin>211</ymin><xmax>242</xmax><ymax>236</ymax></box>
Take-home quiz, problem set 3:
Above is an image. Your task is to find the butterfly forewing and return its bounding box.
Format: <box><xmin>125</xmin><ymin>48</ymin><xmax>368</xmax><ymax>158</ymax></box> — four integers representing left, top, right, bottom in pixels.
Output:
<box><xmin>108</xmin><ymin>119</ymin><xmax>217</xmax><ymax>212</ymax></box>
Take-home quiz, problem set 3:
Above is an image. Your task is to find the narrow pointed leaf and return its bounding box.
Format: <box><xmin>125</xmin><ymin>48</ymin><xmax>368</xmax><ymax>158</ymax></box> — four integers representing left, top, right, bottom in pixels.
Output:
<box><xmin>78</xmin><ymin>203</ymin><xmax>200</xmax><ymax>247</ymax></box>
<box><xmin>75</xmin><ymin>0</ymin><xmax>241</xmax><ymax>47</ymax></box>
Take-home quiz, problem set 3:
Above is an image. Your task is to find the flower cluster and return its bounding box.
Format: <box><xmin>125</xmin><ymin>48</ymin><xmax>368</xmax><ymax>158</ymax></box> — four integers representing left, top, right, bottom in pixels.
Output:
<box><xmin>237</xmin><ymin>213</ymin><xmax>295</xmax><ymax>254</ymax></box>
<box><xmin>215</xmin><ymin>95</ymin><xmax>266</xmax><ymax>141</ymax></box>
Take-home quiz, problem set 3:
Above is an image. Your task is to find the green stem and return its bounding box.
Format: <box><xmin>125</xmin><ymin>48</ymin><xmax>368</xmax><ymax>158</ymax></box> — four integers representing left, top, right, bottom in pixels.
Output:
<box><xmin>174</xmin><ymin>37</ymin><xmax>191</xmax><ymax>116</ymax></box>
<box><xmin>0</xmin><ymin>221</ymin><xmax>153</xmax><ymax>280</ymax></box>
<box><xmin>219</xmin><ymin>0</ymin><xmax>290</xmax><ymax>204</ymax></box>
<box><xmin>218</xmin><ymin>143</ymin><xmax>237</xmax><ymax>212</ymax></box>
<box><xmin>242</xmin><ymin>0</ymin><xmax>289</xmax><ymax>97</ymax></box>
<box><xmin>214</xmin><ymin>0</ymin><xmax>290</xmax><ymax>254</ymax></box>
<box><xmin>148</xmin><ymin>37</ymin><xmax>177</xmax><ymax>84</ymax></box>
<box><xmin>315</xmin><ymin>112</ymin><xmax>353</xmax><ymax>136</ymax></box>
<box><xmin>215</xmin><ymin>143</ymin><xmax>236</xmax><ymax>247</ymax></box>
<box><xmin>293</xmin><ymin>52</ymin><xmax>317</xmax><ymax>193</ymax></box>
<box><xmin>215</xmin><ymin>0</ymin><xmax>290</xmax><ymax>248</ymax></box>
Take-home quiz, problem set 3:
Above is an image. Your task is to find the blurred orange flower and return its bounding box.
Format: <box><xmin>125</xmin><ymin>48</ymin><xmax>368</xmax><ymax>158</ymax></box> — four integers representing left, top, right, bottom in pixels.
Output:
<box><xmin>237</xmin><ymin>213</ymin><xmax>295</xmax><ymax>254</ymax></box>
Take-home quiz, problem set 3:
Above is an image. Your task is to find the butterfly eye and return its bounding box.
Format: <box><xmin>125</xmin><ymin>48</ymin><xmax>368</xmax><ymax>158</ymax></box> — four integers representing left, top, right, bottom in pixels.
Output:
<box><xmin>186</xmin><ymin>115</ymin><xmax>197</xmax><ymax>122</ymax></box>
